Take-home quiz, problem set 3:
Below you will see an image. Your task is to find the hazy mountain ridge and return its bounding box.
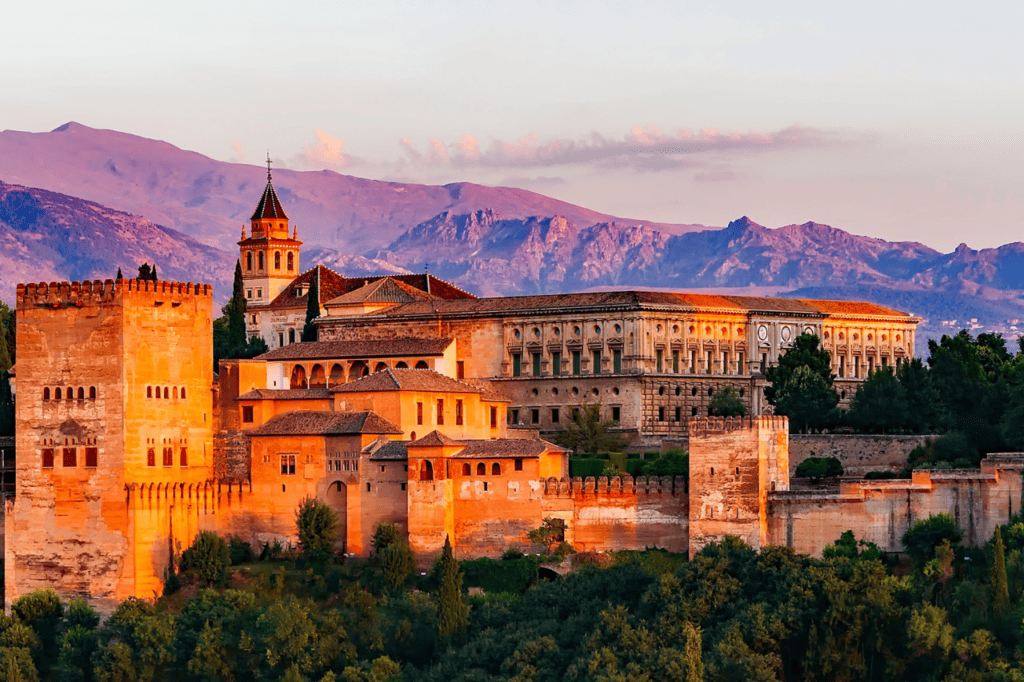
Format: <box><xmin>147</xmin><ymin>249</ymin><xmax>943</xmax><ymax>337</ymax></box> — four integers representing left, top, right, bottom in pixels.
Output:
<box><xmin>0</xmin><ymin>180</ymin><xmax>234</xmax><ymax>299</ymax></box>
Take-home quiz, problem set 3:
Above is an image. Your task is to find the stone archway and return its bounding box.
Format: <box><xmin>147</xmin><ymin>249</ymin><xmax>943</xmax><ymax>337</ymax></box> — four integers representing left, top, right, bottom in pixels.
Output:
<box><xmin>309</xmin><ymin>364</ymin><xmax>326</xmax><ymax>388</ymax></box>
<box><xmin>290</xmin><ymin>365</ymin><xmax>307</xmax><ymax>389</ymax></box>
<box><xmin>325</xmin><ymin>480</ymin><xmax>348</xmax><ymax>554</ymax></box>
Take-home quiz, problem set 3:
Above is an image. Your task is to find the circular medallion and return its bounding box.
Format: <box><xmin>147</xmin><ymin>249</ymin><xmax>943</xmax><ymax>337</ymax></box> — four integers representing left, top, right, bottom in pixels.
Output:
<box><xmin>757</xmin><ymin>325</ymin><xmax>768</xmax><ymax>341</ymax></box>
<box><xmin>781</xmin><ymin>326</ymin><xmax>792</xmax><ymax>343</ymax></box>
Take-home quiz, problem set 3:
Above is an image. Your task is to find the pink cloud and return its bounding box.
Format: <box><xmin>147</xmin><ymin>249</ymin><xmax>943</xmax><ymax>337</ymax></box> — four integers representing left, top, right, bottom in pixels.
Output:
<box><xmin>303</xmin><ymin>129</ymin><xmax>350</xmax><ymax>168</ymax></box>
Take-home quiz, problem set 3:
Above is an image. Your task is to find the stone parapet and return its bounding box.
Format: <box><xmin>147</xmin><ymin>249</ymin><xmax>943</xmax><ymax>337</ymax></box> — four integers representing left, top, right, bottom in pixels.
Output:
<box><xmin>540</xmin><ymin>475</ymin><xmax>686</xmax><ymax>497</ymax></box>
<box><xmin>16</xmin><ymin>279</ymin><xmax>212</xmax><ymax>310</ymax></box>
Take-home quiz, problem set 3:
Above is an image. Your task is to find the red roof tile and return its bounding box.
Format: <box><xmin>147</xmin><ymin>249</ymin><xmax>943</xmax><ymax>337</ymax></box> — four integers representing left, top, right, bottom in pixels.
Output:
<box><xmin>237</xmin><ymin>388</ymin><xmax>332</xmax><ymax>400</ymax></box>
<box><xmin>249</xmin><ymin>410</ymin><xmax>402</xmax><ymax>436</ymax></box>
<box><xmin>408</xmin><ymin>430</ymin><xmax>462</xmax><ymax>447</ymax></box>
<box><xmin>250</xmin><ymin>180</ymin><xmax>288</xmax><ymax>221</ymax></box>
<box><xmin>257</xmin><ymin>338</ymin><xmax>452</xmax><ymax>362</ymax></box>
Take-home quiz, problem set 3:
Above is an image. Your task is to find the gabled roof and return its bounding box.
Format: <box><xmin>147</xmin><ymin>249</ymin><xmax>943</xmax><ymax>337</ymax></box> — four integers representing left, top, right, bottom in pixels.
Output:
<box><xmin>257</xmin><ymin>338</ymin><xmax>452</xmax><ymax>362</ymax></box>
<box><xmin>249</xmin><ymin>410</ymin><xmax>403</xmax><ymax>436</ymax></box>
<box><xmin>331</xmin><ymin>368</ymin><xmax>484</xmax><ymax>395</ymax></box>
<box><xmin>265</xmin><ymin>266</ymin><xmax>476</xmax><ymax>312</ymax></box>
<box><xmin>251</xmin><ymin>180</ymin><xmax>288</xmax><ymax>221</ymax></box>
<box><xmin>364</xmin><ymin>440</ymin><xmax>409</xmax><ymax>460</ymax></box>
<box><xmin>452</xmin><ymin>438</ymin><xmax>552</xmax><ymax>458</ymax></box>
<box><xmin>326</xmin><ymin>277</ymin><xmax>436</xmax><ymax>307</ymax></box>
<box><xmin>407</xmin><ymin>430</ymin><xmax>462</xmax><ymax>448</ymax></box>
<box><xmin>237</xmin><ymin>388</ymin><xmax>331</xmax><ymax>401</ymax></box>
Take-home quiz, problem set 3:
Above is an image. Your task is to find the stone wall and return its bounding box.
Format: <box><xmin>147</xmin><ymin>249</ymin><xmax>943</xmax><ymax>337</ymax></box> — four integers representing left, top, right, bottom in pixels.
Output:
<box><xmin>789</xmin><ymin>434</ymin><xmax>934</xmax><ymax>476</ymax></box>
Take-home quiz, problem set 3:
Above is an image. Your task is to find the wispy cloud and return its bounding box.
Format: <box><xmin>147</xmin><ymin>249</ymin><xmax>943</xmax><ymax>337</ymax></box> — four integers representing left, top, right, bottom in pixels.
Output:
<box><xmin>303</xmin><ymin>129</ymin><xmax>351</xmax><ymax>168</ymax></box>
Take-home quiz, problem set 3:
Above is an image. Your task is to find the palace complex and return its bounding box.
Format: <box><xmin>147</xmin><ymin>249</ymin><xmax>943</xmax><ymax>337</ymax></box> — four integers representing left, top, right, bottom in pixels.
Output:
<box><xmin>6</xmin><ymin>170</ymin><xmax>1022</xmax><ymax>611</ymax></box>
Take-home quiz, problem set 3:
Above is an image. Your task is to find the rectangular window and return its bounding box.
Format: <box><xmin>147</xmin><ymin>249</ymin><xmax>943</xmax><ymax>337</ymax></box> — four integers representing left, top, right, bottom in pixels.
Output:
<box><xmin>868</xmin><ymin>356</ymin><xmax>875</xmax><ymax>374</ymax></box>
<box><xmin>706</xmin><ymin>350</ymin><xmax>713</xmax><ymax>374</ymax></box>
<box><xmin>572</xmin><ymin>351</ymin><xmax>581</xmax><ymax>375</ymax></box>
<box><xmin>656</xmin><ymin>349</ymin><xmax>663</xmax><ymax>372</ymax></box>
<box><xmin>456</xmin><ymin>399</ymin><xmax>464</xmax><ymax>425</ymax></box>
<box><xmin>737</xmin><ymin>352</ymin><xmax>744</xmax><ymax>374</ymax></box>
<box><xmin>658</xmin><ymin>407</ymin><xmax>665</xmax><ymax>422</ymax></box>
<box><xmin>838</xmin><ymin>357</ymin><xmax>845</xmax><ymax>378</ymax></box>
<box><xmin>366</xmin><ymin>483</ymin><xmax>371</xmax><ymax>492</ymax></box>
<box><xmin>180</xmin><ymin>448</ymin><xmax>188</xmax><ymax>467</ymax></box>
<box><xmin>247</xmin><ymin>289</ymin><xmax>252</xmax><ymax>299</ymax></box>
<box><xmin>723</xmin><ymin>351</ymin><xmax>730</xmax><ymax>375</ymax></box>
<box><xmin>163</xmin><ymin>447</ymin><xmax>173</xmax><ymax>467</ymax></box>
<box><xmin>532</xmin><ymin>353</ymin><xmax>541</xmax><ymax>377</ymax></box>
<box><xmin>672</xmin><ymin>350</ymin><xmax>680</xmax><ymax>373</ymax></box>
<box><xmin>613</xmin><ymin>349</ymin><xmax>622</xmax><ymax>374</ymax></box>
<box><xmin>511</xmin><ymin>409</ymin><xmax>520</xmax><ymax>424</ymax></box>
<box><xmin>515</xmin><ymin>459</ymin><xmax>524</xmax><ymax>471</ymax></box>
<box><xmin>147</xmin><ymin>448</ymin><xmax>156</xmax><ymax>467</ymax></box>
<box><xmin>85</xmin><ymin>447</ymin><xmax>98</xmax><ymax>468</ymax></box>
<box><xmin>611</xmin><ymin>406</ymin><xmax>621</xmax><ymax>422</ymax></box>
<box><xmin>63</xmin><ymin>448</ymin><xmax>76</xmax><ymax>467</ymax></box>
<box><xmin>675</xmin><ymin>406</ymin><xmax>682</xmax><ymax>422</ymax></box>
<box><xmin>457</xmin><ymin>360</ymin><xmax>465</xmax><ymax>379</ymax></box>
<box><xmin>278</xmin><ymin>333</ymin><xmax>284</xmax><ymax>347</ymax></box>
<box><xmin>531</xmin><ymin>409</ymin><xmax>539</xmax><ymax>424</ymax></box>
<box><xmin>490</xmin><ymin>406</ymin><xmax>498</xmax><ymax>428</ymax></box>
<box><xmin>417</xmin><ymin>402</ymin><xmax>424</xmax><ymax>425</ymax></box>
<box><xmin>401</xmin><ymin>483</ymin><xmax>407</xmax><ymax>491</ymax></box>
<box><xmin>256</xmin><ymin>289</ymin><xmax>262</xmax><ymax>299</ymax></box>
<box><xmin>551</xmin><ymin>408</ymin><xmax>560</xmax><ymax>424</ymax></box>
<box><xmin>552</xmin><ymin>352</ymin><xmax>561</xmax><ymax>376</ymax></box>
<box><xmin>593</xmin><ymin>350</ymin><xmax>602</xmax><ymax>375</ymax></box>
<box><xmin>436</xmin><ymin>399</ymin><xmax>445</xmax><ymax>425</ymax></box>
<box><xmin>42</xmin><ymin>449</ymin><xmax>54</xmax><ymax>468</ymax></box>
<box><xmin>280</xmin><ymin>455</ymin><xmax>296</xmax><ymax>475</ymax></box>
<box><xmin>242</xmin><ymin>406</ymin><xmax>254</xmax><ymax>423</ymax></box>
<box><xmin>690</xmin><ymin>350</ymin><xmax>697</xmax><ymax>373</ymax></box>
<box><xmin>512</xmin><ymin>353</ymin><xmax>521</xmax><ymax>377</ymax></box>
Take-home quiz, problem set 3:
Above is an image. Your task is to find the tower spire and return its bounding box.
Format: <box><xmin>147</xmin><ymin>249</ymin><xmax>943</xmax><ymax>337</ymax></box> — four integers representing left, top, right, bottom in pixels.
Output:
<box><xmin>266</xmin><ymin>152</ymin><xmax>272</xmax><ymax>181</ymax></box>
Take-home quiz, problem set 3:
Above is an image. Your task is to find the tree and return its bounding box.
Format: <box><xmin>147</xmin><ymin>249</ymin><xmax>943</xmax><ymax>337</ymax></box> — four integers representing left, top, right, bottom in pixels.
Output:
<box><xmin>794</xmin><ymin>456</ymin><xmax>844</xmax><ymax>482</ymax></box>
<box><xmin>0</xmin><ymin>372</ymin><xmax>14</xmax><ymax>437</ymax></box>
<box><xmin>897</xmin><ymin>358</ymin><xmax>948</xmax><ymax>433</ymax></box>
<box><xmin>371</xmin><ymin>521</ymin><xmax>403</xmax><ymax>557</ymax></box>
<box><xmin>379</xmin><ymin>542</ymin><xmax>415</xmax><ymax>591</ymax></box>
<box><xmin>302</xmin><ymin>270</ymin><xmax>320</xmax><ymax>342</ymax></box>
<box><xmin>115</xmin><ymin>267</ymin><xmax>123</xmax><ymax>280</ymax></box>
<box><xmin>436</xmin><ymin>536</ymin><xmax>468</xmax><ymax>643</ymax></box>
<box><xmin>902</xmin><ymin>513</ymin><xmax>962</xmax><ymax>567</ymax></box>
<box><xmin>527</xmin><ymin>517</ymin><xmax>566</xmax><ymax>552</ymax></box>
<box><xmin>641</xmin><ymin>450</ymin><xmax>689</xmax><ymax>477</ymax></box>
<box><xmin>764</xmin><ymin>333</ymin><xmax>839</xmax><ymax>433</ymax></box>
<box><xmin>180</xmin><ymin>531</ymin><xmax>231</xmax><ymax>587</ymax></box>
<box><xmin>552</xmin><ymin>402</ymin><xmax>627</xmax><ymax>455</ymax></box>
<box><xmin>213</xmin><ymin>260</ymin><xmax>268</xmax><ymax>372</ymax></box>
<box><xmin>295</xmin><ymin>497</ymin><xmax>339</xmax><ymax>562</ymax></box>
<box><xmin>846</xmin><ymin>367</ymin><xmax>909</xmax><ymax>433</ymax></box>
<box><xmin>136</xmin><ymin>263</ymin><xmax>158</xmax><ymax>281</ymax></box>
<box><xmin>991</xmin><ymin>526</ymin><xmax>1009</xmax><ymax>618</ymax></box>
<box><xmin>224</xmin><ymin>260</ymin><xmax>247</xmax><ymax>350</ymax></box>
<box><xmin>708</xmin><ymin>386</ymin><xmax>747</xmax><ymax>418</ymax></box>
<box><xmin>822</xmin><ymin>530</ymin><xmax>882</xmax><ymax>562</ymax></box>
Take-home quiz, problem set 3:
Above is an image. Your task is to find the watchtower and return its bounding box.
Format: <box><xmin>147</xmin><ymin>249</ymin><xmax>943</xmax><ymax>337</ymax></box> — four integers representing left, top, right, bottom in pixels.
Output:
<box><xmin>238</xmin><ymin>158</ymin><xmax>302</xmax><ymax>308</ymax></box>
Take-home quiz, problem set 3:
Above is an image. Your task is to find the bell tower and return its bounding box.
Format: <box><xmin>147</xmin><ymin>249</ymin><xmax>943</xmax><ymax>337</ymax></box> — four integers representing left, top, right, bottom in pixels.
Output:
<box><xmin>238</xmin><ymin>156</ymin><xmax>302</xmax><ymax>308</ymax></box>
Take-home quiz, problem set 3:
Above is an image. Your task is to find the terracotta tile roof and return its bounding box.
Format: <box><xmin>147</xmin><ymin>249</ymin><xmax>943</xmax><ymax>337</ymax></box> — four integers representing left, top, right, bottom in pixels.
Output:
<box><xmin>331</xmin><ymin>368</ymin><xmax>484</xmax><ymax>394</ymax></box>
<box><xmin>357</xmin><ymin>290</ymin><xmax>913</xmax><ymax>319</ymax></box>
<box><xmin>266</xmin><ymin>267</ymin><xmax>475</xmax><ymax>312</ymax></box>
<box><xmin>249</xmin><ymin>410</ymin><xmax>402</xmax><ymax>436</ymax></box>
<box><xmin>326</xmin><ymin>277</ymin><xmax>436</xmax><ymax>307</ymax></box>
<box><xmin>250</xmin><ymin>180</ymin><xmax>288</xmax><ymax>220</ymax></box>
<box><xmin>237</xmin><ymin>388</ymin><xmax>332</xmax><ymax>401</ymax></box>
<box><xmin>257</xmin><ymin>338</ymin><xmax>452</xmax><ymax>362</ymax></box>
<box><xmin>408</xmin><ymin>430</ymin><xmax>462</xmax><ymax>447</ymax></box>
<box><xmin>366</xmin><ymin>440</ymin><xmax>408</xmax><ymax>460</ymax></box>
<box><xmin>451</xmin><ymin>439</ymin><xmax>550</xmax><ymax>458</ymax></box>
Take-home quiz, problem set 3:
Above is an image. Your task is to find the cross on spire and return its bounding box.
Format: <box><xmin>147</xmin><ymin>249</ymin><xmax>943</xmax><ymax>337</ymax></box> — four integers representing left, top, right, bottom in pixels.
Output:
<box><xmin>266</xmin><ymin>152</ymin><xmax>272</xmax><ymax>181</ymax></box>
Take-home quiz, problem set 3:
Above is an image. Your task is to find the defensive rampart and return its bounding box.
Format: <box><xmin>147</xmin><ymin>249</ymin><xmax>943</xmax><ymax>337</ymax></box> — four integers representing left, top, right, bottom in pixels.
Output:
<box><xmin>788</xmin><ymin>434</ymin><xmax>933</xmax><ymax>476</ymax></box>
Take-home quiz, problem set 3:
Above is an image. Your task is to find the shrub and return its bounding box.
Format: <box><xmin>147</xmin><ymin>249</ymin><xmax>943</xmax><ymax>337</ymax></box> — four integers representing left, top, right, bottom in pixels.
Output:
<box><xmin>528</xmin><ymin>518</ymin><xmax>566</xmax><ymax>552</ymax></box>
<box><xmin>932</xmin><ymin>431</ymin><xmax>979</xmax><ymax>466</ymax></box>
<box><xmin>228</xmin><ymin>535</ymin><xmax>255</xmax><ymax>565</ymax></box>
<box><xmin>295</xmin><ymin>497</ymin><xmax>339</xmax><ymax>562</ymax></box>
<box><xmin>794</xmin><ymin>456</ymin><xmax>844</xmax><ymax>481</ymax></box>
<box><xmin>379</xmin><ymin>541</ymin><xmax>416</xmax><ymax>591</ymax></box>
<box><xmin>180</xmin><ymin>531</ymin><xmax>231</xmax><ymax>587</ymax></box>
<box><xmin>902</xmin><ymin>513</ymin><xmax>962</xmax><ymax>566</ymax></box>
<box><xmin>641</xmin><ymin>451</ymin><xmax>689</xmax><ymax>478</ymax></box>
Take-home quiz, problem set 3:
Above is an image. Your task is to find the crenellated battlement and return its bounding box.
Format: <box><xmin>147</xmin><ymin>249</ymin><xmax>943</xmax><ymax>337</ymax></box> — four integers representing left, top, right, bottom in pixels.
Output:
<box><xmin>16</xmin><ymin>279</ymin><xmax>213</xmax><ymax>309</ymax></box>
<box><xmin>688</xmin><ymin>415</ymin><xmax>788</xmax><ymax>436</ymax></box>
<box><xmin>540</xmin><ymin>474</ymin><xmax>687</xmax><ymax>497</ymax></box>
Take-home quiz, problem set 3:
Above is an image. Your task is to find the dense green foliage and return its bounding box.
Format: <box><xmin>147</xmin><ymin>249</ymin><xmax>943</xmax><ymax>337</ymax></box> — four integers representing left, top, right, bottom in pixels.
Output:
<box><xmin>641</xmin><ymin>449</ymin><xmax>689</xmax><ymax>477</ymax></box>
<box><xmin>371</xmin><ymin>522</ymin><xmax>403</xmax><ymax>557</ymax></box>
<box><xmin>765</xmin><ymin>333</ymin><xmax>840</xmax><ymax>432</ymax></box>
<box><xmin>707</xmin><ymin>386</ymin><xmax>747</xmax><ymax>417</ymax></box>
<box><xmin>179</xmin><ymin>531</ymin><xmax>231</xmax><ymax>587</ymax></box>
<box><xmin>435</xmin><ymin>537</ymin><xmax>468</xmax><ymax>643</ymax></box>
<box><xmin>794</xmin><ymin>456</ymin><xmax>844</xmax><ymax>481</ymax></box>
<box><xmin>136</xmin><ymin>262</ymin><xmax>158</xmax><ymax>281</ymax></box>
<box><xmin>296</xmin><ymin>497</ymin><xmax>339</xmax><ymax>562</ymax></box>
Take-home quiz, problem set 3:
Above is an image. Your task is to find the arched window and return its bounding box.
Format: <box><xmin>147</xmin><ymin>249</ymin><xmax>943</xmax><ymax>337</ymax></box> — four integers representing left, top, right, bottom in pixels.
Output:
<box><xmin>258</xmin><ymin>251</ymin><xmax>264</xmax><ymax>270</ymax></box>
<box><xmin>274</xmin><ymin>251</ymin><xmax>281</xmax><ymax>269</ymax></box>
<box><xmin>288</xmin><ymin>328</ymin><xmax>295</xmax><ymax>344</ymax></box>
<box><xmin>66</xmin><ymin>388</ymin><xmax>73</xmax><ymax>400</ymax></box>
<box><xmin>476</xmin><ymin>463</ymin><xmax>486</xmax><ymax>475</ymax></box>
<box><xmin>246</xmin><ymin>252</ymin><xmax>253</xmax><ymax>271</ymax></box>
<box><xmin>462</xmin><ymin>463</ymin><xmax>471</xmax><ymax>476</ymax></box>
<box><xmin>287</xmin><ymin>252</ymin><xmax>294</xmax><ymax>271</ymax></box>
<box><xmin>290</xmin><ymin>365</ymin><xmax>307</xmax><ymax>389</ymax></box>
<box><xmin>395</xmin><ymin>361</ymin><xmax>408</xmax><ymax>369</ymax></box>
<box><xmin>147</xmin><ymin>386</ymin><xmax>152</xmax><ymax>398</ymax></box>
<box><xmin>77</xmin><ymin>387</ymin><xmax>85</xmax><ymax>399</ymax></box>
<box><xmin>43</xmin><ymin>387</ymin><xmax>50</xmax><ymax>401</ymax></box>
<box><xmin>89</xmin><ymin>386</ymin><xmax>96</xmax><ymax>399</ymax></box>
<box><xmin>415</xmin><ymin>360</ymin><xmax>429</xmax><ymax>369</ymax></box>
<box><xmin>492</xmin><ymin>463</ymin><xmax>501</xmax><ymax>476</ymax></box>
<box><xmin>163</xmin><ymin>387</ymin><xmax>169</xmax><ymax>399</ymax></box>
<box><xmin>419</xmin><ymin>460</ymin><xmax>434</xmax><ymax>481</ymax></box>
<box><xmin>329</xmin><ymin>364</ymin><xmax>344</xmax><ymax>386</ymax></box>
<box><xmin>309</xmin><ymin>364</ymin><xmax>326</xmax><ymax>388</ymax></box>
<box><xmin>180</xmin><ymin>387</ymin><xmax>186</xmax><ymax>399</ymax></box>
<box><xmin>374</xmin><ymin>362</ymin><xmax>388</xmax><ymax>373</ymax></box>
<box><xmin>172</xmin><ymin>387</ymin><xmax>178</xmax><ymax>399</ymax></box>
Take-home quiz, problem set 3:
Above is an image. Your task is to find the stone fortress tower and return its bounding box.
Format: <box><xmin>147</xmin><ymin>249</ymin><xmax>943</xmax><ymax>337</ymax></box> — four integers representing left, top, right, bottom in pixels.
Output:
<box><xmin>238</xmin><ymin>158</ymin><xmax>302</xmax><ymax>308</ymax></box>
<box><xmin>6</xmin><ymin>279</ymin><xmax>215</xmax><ymax>610</ymax></box>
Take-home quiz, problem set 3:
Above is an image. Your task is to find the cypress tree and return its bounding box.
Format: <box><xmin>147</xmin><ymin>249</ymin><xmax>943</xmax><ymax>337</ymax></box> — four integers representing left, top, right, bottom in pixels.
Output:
<box><xmin>436</xmin><ymin>535</ymin><xmax>468</xmax><ymax>643</ymax></box>
<box><xmin>0</xmin><ymin>372</ymin><xmax>14</xmax><ymax>436</ymax></box>
<box><xmin>116</xmin><ymin>267</ymin><xmax>123</xmax><ymax>280</ymax></box>
<box><xmin>992</xmin><ymin>526</ymin><xmax>1010</xmax><ymax>618</ymax></box>
<box><xmin>301</xmin><ymin>269</ymin><xmax>319</xmax><ymax>342</ymax></box>
<box><xmin>151</xmin><ymin>264</ymin><xmax>158</xmax><ymax>281</ymax></box>
<box><xmin>226</xmin><ymin>260</ymin><xmax>247</xmax><ymax>350</ymax></box>
<box><xmin>0</xmin><ymin>316</ymin><xmax>11</xmax><ymax>375</ymax></box>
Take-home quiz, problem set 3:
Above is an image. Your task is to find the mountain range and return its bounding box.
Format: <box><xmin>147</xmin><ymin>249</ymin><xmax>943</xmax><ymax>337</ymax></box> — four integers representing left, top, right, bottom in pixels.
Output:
<box><xmin>2</xmin><ymin>122</ymin><xmax>1023</xmax><ymax>352</ymax></box>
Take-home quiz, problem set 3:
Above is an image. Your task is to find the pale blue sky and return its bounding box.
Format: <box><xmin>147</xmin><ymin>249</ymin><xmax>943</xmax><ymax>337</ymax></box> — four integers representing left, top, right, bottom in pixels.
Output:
<box><xmin>2</xmin><ymin>1</ymin><xmax>1022</xmax><ymax>250</ymax></box>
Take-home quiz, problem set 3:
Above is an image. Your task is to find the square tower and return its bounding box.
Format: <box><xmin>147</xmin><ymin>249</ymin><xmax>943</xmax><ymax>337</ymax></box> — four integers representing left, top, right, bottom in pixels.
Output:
<box><xmin>6</xmin><ymin>279</ymin><xmax>214</xmax><ymax>609</ymax></box>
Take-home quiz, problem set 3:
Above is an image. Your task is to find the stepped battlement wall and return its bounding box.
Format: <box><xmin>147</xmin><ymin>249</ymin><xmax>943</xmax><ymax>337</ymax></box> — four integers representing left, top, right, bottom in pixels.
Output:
<box><xmin>16</xmin><ymin>279</ymin><xmax>212</xmax><ymax>309</ymax></box>
<box><xmin>539</xmin><ymin>475</ymin><xmax>686</xmax><ymax>497</ymax></box>
<box><xmin>688</xmin><ymin>415</ymin><xmax>789</xmax><ymax>435</ymax></box>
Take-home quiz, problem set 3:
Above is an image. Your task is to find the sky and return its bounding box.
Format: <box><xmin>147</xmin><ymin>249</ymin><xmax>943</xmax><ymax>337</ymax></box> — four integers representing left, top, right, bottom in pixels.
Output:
<box><xmin>2</xmin><ymin>0</ymin><xmax>1022</xmax><ymax>252</ymax></box>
